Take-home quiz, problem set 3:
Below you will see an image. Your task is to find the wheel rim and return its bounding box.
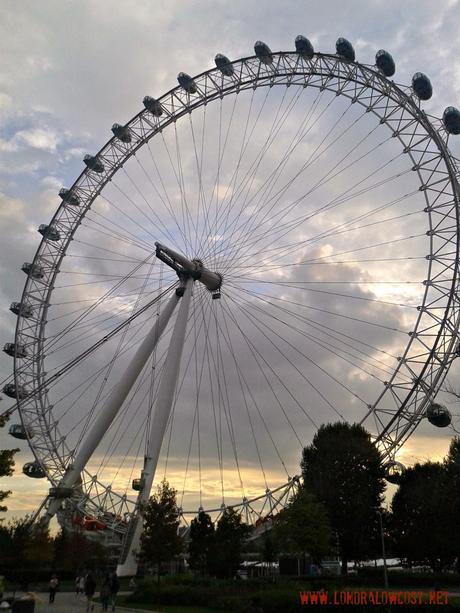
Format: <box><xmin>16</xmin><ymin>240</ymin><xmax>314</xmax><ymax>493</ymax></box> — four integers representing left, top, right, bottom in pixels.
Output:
<box><xmin>11</xmin><ymin>51</ymin><xmax>460</xmax><ymax>533</ymax></box>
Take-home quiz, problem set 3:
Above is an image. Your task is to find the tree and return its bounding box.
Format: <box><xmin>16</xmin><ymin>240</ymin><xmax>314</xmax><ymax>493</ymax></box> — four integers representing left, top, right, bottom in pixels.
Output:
<box><xmin>301</xmin><ymin>422</ymin><xmax>385</xmax><ymax>574</ymax></box>
<box><xmin>275</xmin><ymin>488</ymin><xmax>331</xmax><ymax>565</ymax></box>
<box><xmin>209</xmin><ymin>508</ymin><xmax>251</xmax><ymax>578</ymax></box>
<box><xmin>0</xmin><ymin>448</ymin><xmax>19</xmax><ymax>516</ymax></box>
<box><xmin>53</xmin><ymin>527</ymin><xmax>108</xmax><ymax>573</ymax></box>
<box><xmin>445</xmin><ymin>437</ymin><xmax>460</xmax><ymax>571</ymax></box>
<box><xmin>138</xmin><ymin>480</ymin><xmax>182</xmax><ymax>579</ymax></box>
<box><xmin>188</xmin><ymin>510</ymin><xmax>215</xmax><ymax>575</ymax></box>
<box><xmin>391</xmin><ymin>461</ymin><xmax>453</xmax><ymax>571</ymax></box>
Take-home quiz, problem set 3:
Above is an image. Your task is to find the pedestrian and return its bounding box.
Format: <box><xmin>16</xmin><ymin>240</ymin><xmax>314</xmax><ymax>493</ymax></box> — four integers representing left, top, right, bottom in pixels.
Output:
<box><xmin>48</xmin><ymin>574</ymin><xmax>59</xmax><ymax>604</ymax></box>
<box><xmin>84</xmin><ymin>572</ymin><xmax>97</xmax><ymax>612</ymax></box>
<box><xmin>75</xmin><ymin>574</ymin><xmax>81</xmax><ymax>595</ymax></box>
<box><xmin>128</xmin><ymin>576</ymin><xmax>136</xmax><ymax>590</ymax></box>
<box><xmin>109</xmin><ymin>571</ymin><xmax>120</xmax><ymax>611</ymax></box>
<box><xmin>78</xmin><ymin>574</ymin><xmax>85</xmax><ymax>596</ymax></box>
<box><xmin>100</xmin><ymin>574</ymin><xmax>111</xmax><ymax>612</ymax></box>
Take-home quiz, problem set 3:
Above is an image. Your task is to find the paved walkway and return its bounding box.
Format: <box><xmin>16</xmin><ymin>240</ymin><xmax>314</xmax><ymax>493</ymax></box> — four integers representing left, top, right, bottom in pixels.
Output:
<box><xmin>4</xmin><ymin>592</ymin><xmax>160</xmax><ymax>613</ymax></box>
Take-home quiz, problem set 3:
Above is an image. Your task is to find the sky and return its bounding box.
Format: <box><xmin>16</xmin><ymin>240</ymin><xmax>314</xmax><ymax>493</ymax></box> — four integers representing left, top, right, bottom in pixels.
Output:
<box><xmin>1</xmin><ymin>0</ymin><xmax>460</xmax><ymax>526</ymax></box>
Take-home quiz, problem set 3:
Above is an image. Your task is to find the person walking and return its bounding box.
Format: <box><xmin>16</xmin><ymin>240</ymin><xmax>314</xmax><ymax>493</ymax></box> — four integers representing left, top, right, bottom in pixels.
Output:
<box><xmin>78</xmin><ymin>574</ymin><xmax>86</xmax><ymax>597</ymax></box>
<box><xmin>48</xmin><ymin>575</ymin><xmax>59</xmax><ymax>604</ymax></box>
<box><xmin>84</xmin><ymin>572</ymin><xmax>97</xmax><ymax>612</ymax></box>
<box><xmin>100</xmin><ymin>574</ymin><xmax>111</xmax><ymax>612</ymax></box>
<box><xmin>109</xmin><ymin>571</ymin><xmax>120</xmax><ymax>611</ymax></box>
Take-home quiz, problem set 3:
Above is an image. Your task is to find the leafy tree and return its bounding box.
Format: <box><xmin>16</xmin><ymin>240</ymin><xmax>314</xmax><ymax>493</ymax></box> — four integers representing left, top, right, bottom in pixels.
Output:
<box><xmin>0</xmin><ymin>516</ymin><xmax>53</xmax><ymax>584</ymax></box>
<box><xmin>138</xmin><ymin>479</ymin><xmax>182</xmax><ymax>580</ymax></box>
<box><xmin>53</xmin><ymin>527</ymin><xmax>108</xmax><ymax>572</ymax></box>
<box><xmin>260</xmin><ymin>525</ymin><xmax>278</xmax><ymax>565</ymax></box>
<box><xmin>188</xmin><ymin>510</ymin><xmax>214</xmax><ymax>575</ymax></box>
<box><xmin>0</xmin><ymin>448</ymin><xmax>19</xmax><ymax>516</ymax></box>
<box><xmin>445</xmin><ymin>437</ymin><xmax>460</xmax><ymax>570</ymax></box>
<box><xmin>301</xmin><ymin>422</ymin><xmax>385</xmax><ymax>574</ymax></box>
<box><xmin>275</xmin><ymin>488</ymin><xmax>331</xmax><ymax>565</ymax></box>
<box><xmin>209</xmin><ymin>507</ymin><xmax>251</xmax><ymax>578</ymax></box>
<box><xmin>391</xmin><ymin>461</ymin><xmax>453</xmax><ymax>571</ymax></box>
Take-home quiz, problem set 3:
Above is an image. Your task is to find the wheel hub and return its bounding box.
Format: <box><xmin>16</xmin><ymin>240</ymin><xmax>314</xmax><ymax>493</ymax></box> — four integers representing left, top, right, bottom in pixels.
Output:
<box><xmin>155</xmin><ymin>242</ymin><xmax>222</xmax><ymax>292</ymax></box>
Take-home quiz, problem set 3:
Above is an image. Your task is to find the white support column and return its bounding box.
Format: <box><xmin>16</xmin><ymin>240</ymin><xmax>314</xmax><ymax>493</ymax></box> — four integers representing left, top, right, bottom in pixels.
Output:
<box><xmin>117</xmin><ymin>278</ymin><xmax>193</xmax><ymax>576</ymax></box>
<box><xmin>44</xmin><ymin>288</ymin><xmax>181</xmax><ymax>522</ymax></box>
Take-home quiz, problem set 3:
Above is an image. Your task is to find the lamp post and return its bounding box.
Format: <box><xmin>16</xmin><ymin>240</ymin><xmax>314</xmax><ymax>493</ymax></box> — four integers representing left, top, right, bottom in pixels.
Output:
<box><xmin>377</xmin><ymin>510</ymin><xmax>389</xmax><ymax>588</ymax></box>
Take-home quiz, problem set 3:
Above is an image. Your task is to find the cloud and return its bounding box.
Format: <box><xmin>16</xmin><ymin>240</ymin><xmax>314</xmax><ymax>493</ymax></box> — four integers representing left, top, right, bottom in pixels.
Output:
<box><xmin>14</xmin><ymin>128</ymin><xmax>60</xmax><ymax>152</ymax></box>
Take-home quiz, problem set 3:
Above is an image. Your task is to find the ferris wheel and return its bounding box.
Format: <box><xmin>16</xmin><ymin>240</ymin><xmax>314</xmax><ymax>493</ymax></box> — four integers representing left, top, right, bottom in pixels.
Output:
<box><xmin>3</xmin><ymin>36</ymin><xmax>460</xmax><ymax>573</ymax></box>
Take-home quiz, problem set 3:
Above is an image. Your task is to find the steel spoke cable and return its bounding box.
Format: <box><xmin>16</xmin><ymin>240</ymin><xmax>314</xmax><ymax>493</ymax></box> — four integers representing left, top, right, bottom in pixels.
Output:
<box><xmin>220</xmin><ymin>296</ymin><xmax>321</xmax><ymax>426</ymax></box>
<box><xmin>74</xmin><ymin>257</ymin><xmax>159</xmax><ymax>451</ymax></box>
<box><xmin>173</xmin><ymin>121</ymin><xmax>199</xmax><ymax>257</ymax></box>
<box><xmin>133</xmin><ymin>150</ymin><xmax>191</xmax><ymax>252</ymax></box>
<box><xmin>215</xmin><ymin>142</ymin><xmax>410</xmax><ymax>268</ymax></box>
<box><xmin>84</xmin><ymin>209</ymin><xmax>155</xmax><ymax>253</ymax></box>
<box><xmin>237</xmin><ymin>291</ymin><xmax>387</xmax><ymax>383</ymax></box>
<box><xmin>17</xmin><ymin>282</ymin><xmax>178</xmax><ymax>408</ymax></box>
<box><xmin>199</xmin><ymin>293</ymin><xmax>225</xmax><ymax>503</ymax></box>
<box><xmin>226</xmin><ymin>282</ymin><xmax>405</xmax><ymax>342</ymax></box>
<box><xmin>189</xmin><ymin>108</ymin><xmax>213</xmax><ymax>257</ymax></box>
<box><xmin>220</xmin><ymin>160</ymin><xmax>412</xmax><ymax>273</ymax></box>
<box><xmin>226</xmin><ymin>233</ymin><xmax>426</xmax><ymax>299</ymax></box>
<box><xmin>234</xmin><ymin>285</ymin><xmax>401</xmax><ymax>378</ymax></box>
<box><xmin>157</xmin><ymin>132</ymin><xmax>196</xmax><ymax>256</ymax></box>
<box><xmin>72</xmin><ymin>238</ymin><xmax>148</xmax><ymax>262</ymax></box>
<box><xmin>207</xmin><ymin>295</ymin><xmax>246</xmax><ymax>500</ymax></box>
<box><xmin>230</xmin><ymin>277</ymin><xmax>421</xmax><ymax>308</ymax></box>
<box><xmin>217</xmin><ymin>301</ymin><xmax>289</xmax><ymax>480</ymax></box>
<box><xmin>217</xmin><ymin>298</ymin><xmax>304</xmax><ymax>448</ymax></box>
<box><xmin>229</xmin><ymin>193</ymin><xmax>421</xmax><ymax>277</ymax></box>
<box><xmin>207</xmin><ymin>85</ymin><xmax>331</xmax><ymax>264</ymax></box>
<box><xmin>226</xmin><ymin>291</ymin><xmax>368</xmax><ymax>411</ymax></box>
<box><xmin>80</xmin><ymin>217</ymin><xmax>153</xmax><ymax>254</ymax></box>
<box><xmin>44</xmin><ymin>253</ymin><xmax>157</xmax><ymax>353</ymax></box>
<box><xmin>201</xmin><ymin>84</ymin><xmax>309</xmax><ymax>264</ymax></box>
<box><xmin>114</xmin><ymin>166</ymin><xmax>182</xmax><ymax>249</ymax></box>
<box><xmin>202</xmin><ymin>86</ymin><xmax>266</xmax><ymax>265</ymax></box>
<box><xmin>208</xmin><ymin>86</ymin><xmax>331</xmax><ymax>267</ymax></box>
<box><xmin>76</xmin><ymin>290</ymin><xmax>208</xmax><ymax>474</ymax></box>
<box><xmin>230</xmin><ymin>185</ymin><xmax>421</xmax><ymax>272</ymax></box>
<box><xmin>218</xmin><ymin>94</ymin><xmax>367</xmax><ymax>265</ymax></box>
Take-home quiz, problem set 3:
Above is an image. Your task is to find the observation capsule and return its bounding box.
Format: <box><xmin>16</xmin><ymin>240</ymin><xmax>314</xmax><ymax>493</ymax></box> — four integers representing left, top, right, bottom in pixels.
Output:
<box><xmin>3</xmin><ymin>383</ymin><xmax>28</xmax><ymax>399</ymax></box>
<box><xmin>3</xmin><ymin>343</ymin><xmax>27</xmax><ymax>358</ymax></box>
<box><xmin>23</xmin><ymin>461</ymin><xmax>46</xmax><ymax>479</ymax></box>
<box><xmin>38</xmin><ymin>224</ymin><xmax>61</xmax><ymax>242</ymax></box>
<box><xmin>9</xmin><ymin>424</ymin><xmax>33</xmax><ymax>440</ymax></box>
<box><xmin>426</xmin><ymin>402</ymin><xmax>451</xmax><ymax>427</ymax></box>
<box><xmin>132</xmin><ymin>478</ymin><xmax>144</xmax><ymax>491</ymax></box>
<box><xmin>375</xmin><ymin>49</ymin><xmax>395</xmax><ymax>77</ymax></box>
<box><xmin>177</xmin><ymin>72</ymin><xmax>197</xmax><ymax>94</ymax></box>
<box><xmin>336</xmin><ymin>37</ymin><xmax>355</xmax><ymax>62</ymax></box>
<box><xmin>214</xmin><ymin>53</ymin><xmax>234</xmax><ymax>76</ymax></box>
<box><xmin>10</xmin><ymin>302</ymin><xmax>34</xmax><ymax>318</ymax></box>
<box><xmin>83</xmin><ymin>154</ymin><xmax>105</xmax><ymax>173</ymax></box>
<box><xmin>412</xmin><ymin>72</ymin><xmax>432</xmax><ymax>100</ymax></box>
<box><xmin>254</xmin><ymin>40</ymin><xmax>273</xmax><ymax>65</ymax></box>
<box><xmin>59</xmin><ymin>188</ymin><xmax>80</xmax><ymax>206</ymax></box>
<box><xmin>111</xmin><ymin>123</ymin><xmax>132</xmax><ymax>143</ymax></box>
<box><xmin>143</xmin><ymin>96</ymin><xmax>163</xmax><ymax>116</ymax></box>
<box><xmin>295</xmin><ymin>35</ymin><xmax>314</xmax><ymax>59</ymax></box>
<box><xmin>443</xmin><ymin>106</ymin><xmax>460</xmax><ymax>135</ymax></box>
<box><xmin>21</xmin><ymin>262</ymin><xmax>44</xmax><ymax>279</ymax></box>
<box><xmin>383</xmin><ymin>461</ymin><xmax>405</xmax><ymax>484</ymax></box>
